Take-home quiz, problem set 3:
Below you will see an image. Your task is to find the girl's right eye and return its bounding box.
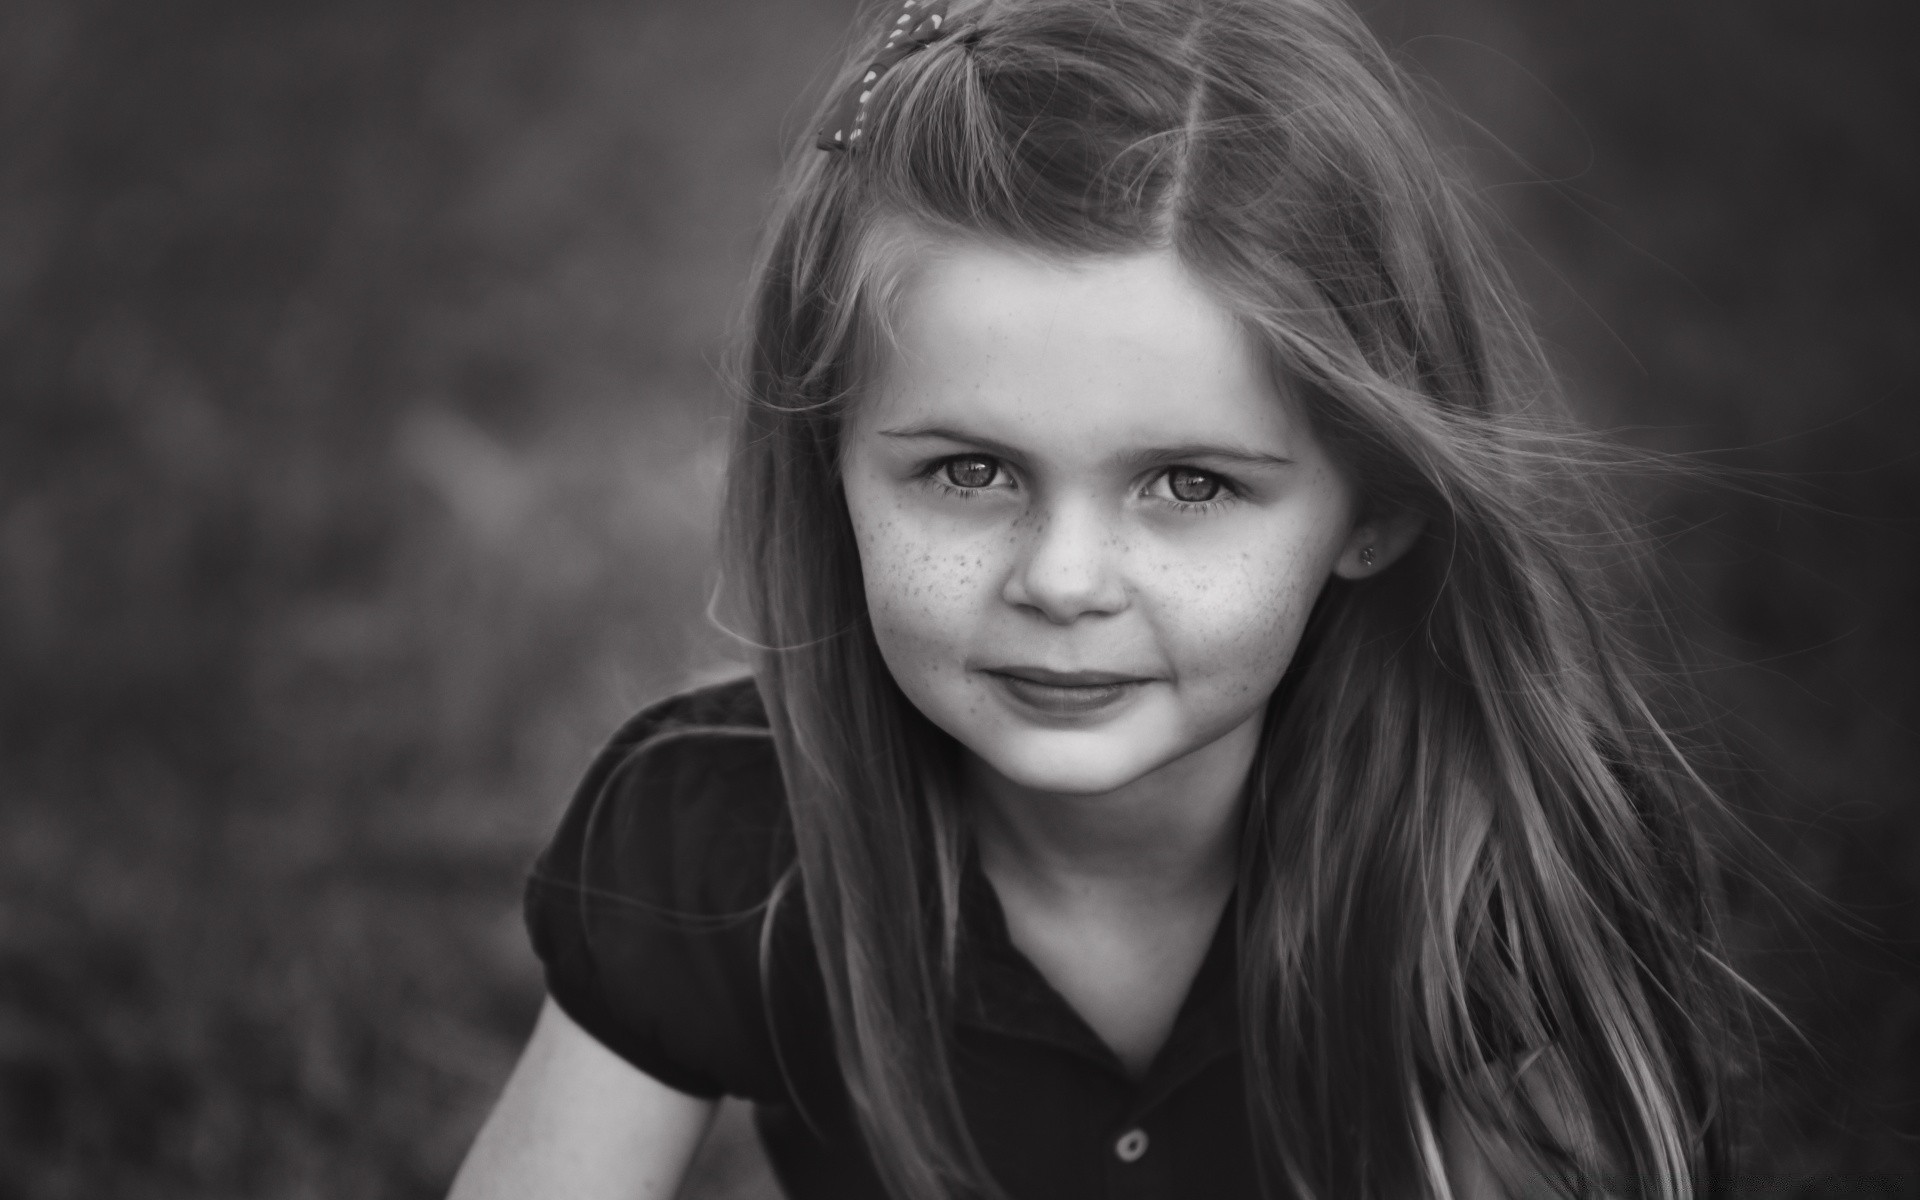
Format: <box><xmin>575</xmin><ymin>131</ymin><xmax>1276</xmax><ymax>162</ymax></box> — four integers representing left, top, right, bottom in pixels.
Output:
<box><xmin>941</xmin><ymin>456</ymin><xmax>1000</xmax><ymax>489</ymax></box>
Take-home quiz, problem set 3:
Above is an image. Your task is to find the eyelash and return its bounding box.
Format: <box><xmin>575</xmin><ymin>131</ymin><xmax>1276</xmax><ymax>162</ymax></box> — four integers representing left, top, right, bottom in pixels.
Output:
<box><xmin>920</xmin><ymin>456</ymin><xmax>1240</xmax><ymax>511</ymax></box>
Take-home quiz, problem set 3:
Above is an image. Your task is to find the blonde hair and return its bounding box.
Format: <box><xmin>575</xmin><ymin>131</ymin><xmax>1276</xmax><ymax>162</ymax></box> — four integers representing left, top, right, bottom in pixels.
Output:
<box><xmin>722</xmin><ymin>1</ymin><xmax>1753</xmax><ymax>1195</ymax></box>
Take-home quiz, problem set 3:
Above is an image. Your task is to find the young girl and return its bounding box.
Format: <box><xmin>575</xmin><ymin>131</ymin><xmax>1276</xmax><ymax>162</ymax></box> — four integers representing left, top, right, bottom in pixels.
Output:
<box><xmin>450</xmin><ymin>0</ymin><xmax>1754</xmax><ymax>1196</ymax></box>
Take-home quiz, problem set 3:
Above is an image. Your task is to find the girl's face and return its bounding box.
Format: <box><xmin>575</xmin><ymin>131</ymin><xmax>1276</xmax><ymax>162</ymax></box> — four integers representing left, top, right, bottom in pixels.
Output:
<box><xmin>841</xmin><ymin>242</ymin><xmax>1370</xmax><ymax>800</ymax></box>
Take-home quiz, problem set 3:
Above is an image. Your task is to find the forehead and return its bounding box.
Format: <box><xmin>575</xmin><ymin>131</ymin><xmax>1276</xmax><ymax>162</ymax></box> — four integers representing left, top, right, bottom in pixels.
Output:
<box><xmin>860</xmin><ymin>241</ymin><xmax>1308</xmax><ymax>451</ymax></box>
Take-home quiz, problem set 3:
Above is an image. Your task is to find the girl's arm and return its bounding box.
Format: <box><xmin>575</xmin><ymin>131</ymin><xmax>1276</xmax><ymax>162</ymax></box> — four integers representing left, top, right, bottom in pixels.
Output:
<box><xmin>447</xmin><ymin>997</ymin><xmax>716</xmax><ymax>1200</ymax></box>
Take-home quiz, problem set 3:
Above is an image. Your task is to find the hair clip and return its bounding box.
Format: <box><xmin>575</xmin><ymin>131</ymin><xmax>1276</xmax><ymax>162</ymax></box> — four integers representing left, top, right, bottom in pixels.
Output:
<box><xmin>817</xmin><ymin>0</ymin><xmax>955</xmax><ymax>152</ymax></box>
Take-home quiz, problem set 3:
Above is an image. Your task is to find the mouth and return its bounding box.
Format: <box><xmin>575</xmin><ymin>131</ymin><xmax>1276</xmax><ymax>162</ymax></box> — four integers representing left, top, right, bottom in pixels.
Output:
<box><xmin>981</xmin><ymin>666</ymin><xmax>1155</xmax><ymax>718</ymax></box>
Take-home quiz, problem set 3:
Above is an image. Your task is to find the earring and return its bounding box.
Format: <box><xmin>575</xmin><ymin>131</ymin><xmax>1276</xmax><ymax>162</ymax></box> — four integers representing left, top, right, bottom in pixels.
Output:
<box><xmin>1359</xmin><ymin>545</ymin><xmax>1376</xmax><ymax>568</ymax></box>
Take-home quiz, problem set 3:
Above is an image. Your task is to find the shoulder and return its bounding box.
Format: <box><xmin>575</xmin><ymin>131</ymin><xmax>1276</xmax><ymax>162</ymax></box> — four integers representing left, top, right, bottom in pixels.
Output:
<box><xmin>522</xmin><ymin>675</ymin><xmax>802</xmax><ymax>1101</ymax></box>
<box><xmin>599</xmin><ymin>670</ymin><xmax>773</xmax><ymax>752</ymax></box>
<box><xmin>1440</xmin><ymin>1046</ymin><xmax>1625</xmax><ymax>1198</ymax></box>
<box><xmin>531</xmin><ymin>674</ymin><xmax>789</xmax><ymax>920</ymax></box>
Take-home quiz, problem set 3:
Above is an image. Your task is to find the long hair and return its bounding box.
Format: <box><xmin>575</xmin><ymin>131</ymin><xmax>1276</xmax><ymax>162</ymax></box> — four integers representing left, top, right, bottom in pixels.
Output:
<box><xmin>721</xmin><ymin>1</ymin><xmax>1753</xmax><ymax>1196</ymax></box>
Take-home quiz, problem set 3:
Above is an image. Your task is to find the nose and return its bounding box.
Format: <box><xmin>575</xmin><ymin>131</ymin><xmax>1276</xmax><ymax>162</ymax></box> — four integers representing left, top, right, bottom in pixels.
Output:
<box><xmin>1001</xmin><ymin>496</ymin><xmax>1128</xmax><ymax>624</ymax></box>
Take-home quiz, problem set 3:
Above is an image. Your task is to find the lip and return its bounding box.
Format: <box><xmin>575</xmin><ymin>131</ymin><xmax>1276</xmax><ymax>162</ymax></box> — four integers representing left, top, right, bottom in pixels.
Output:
<box><xmin>990</xmin><ymin>666</ymin><xmax>1149</xmax><ymax>686</ymax></box>
<box><xmin>982</xmin><ymin>666</ymin><xmax>1155</xmax><ymax>718</ymax></box>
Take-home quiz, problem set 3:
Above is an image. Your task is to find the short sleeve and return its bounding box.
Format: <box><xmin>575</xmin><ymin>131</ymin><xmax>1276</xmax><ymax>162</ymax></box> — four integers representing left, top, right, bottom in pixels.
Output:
<box><xmin>524</xmin><ymin>676</ymin><xmax>794</xmax><ymax>1101</ymax></box>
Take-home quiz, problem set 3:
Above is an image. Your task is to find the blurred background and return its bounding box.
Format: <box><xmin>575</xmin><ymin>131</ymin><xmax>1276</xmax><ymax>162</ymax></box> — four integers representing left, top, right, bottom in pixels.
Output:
<box><xmin>0</xmin><ymin>0</ymin><xmax>1913</xmax><ymax>1195</ymax></box>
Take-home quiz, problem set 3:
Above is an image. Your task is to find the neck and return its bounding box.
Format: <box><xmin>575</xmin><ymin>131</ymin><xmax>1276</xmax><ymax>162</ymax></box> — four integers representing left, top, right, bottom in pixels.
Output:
<box><xmin>966</xmin><ymin>711</ymin><xmax>1260</xmax><ymax>906</ymax></box>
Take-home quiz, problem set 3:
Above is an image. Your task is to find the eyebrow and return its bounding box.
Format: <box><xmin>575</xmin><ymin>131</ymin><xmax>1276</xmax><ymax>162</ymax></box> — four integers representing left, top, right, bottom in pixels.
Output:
<box><xmin>877</xmin><ymin>425</ymin><xmax>1295</xmax><ymax>469</ymax></box>
<box><xmin>1121</xmin><ymin>443</ymin><xmax>1295</xmax><ymax>470</ymax></box>
<box><xmin>878</xmin><ymin>425</ymin><xmax>1027</xmax><ymax>461</ymax></box>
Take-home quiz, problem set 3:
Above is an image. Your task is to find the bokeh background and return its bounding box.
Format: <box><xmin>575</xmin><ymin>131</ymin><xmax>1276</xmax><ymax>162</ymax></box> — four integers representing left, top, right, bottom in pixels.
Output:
<box><xmin>1</xmin><ymin>0</ymin><xmax>1914</xmax><ymax>1195</ymax></box>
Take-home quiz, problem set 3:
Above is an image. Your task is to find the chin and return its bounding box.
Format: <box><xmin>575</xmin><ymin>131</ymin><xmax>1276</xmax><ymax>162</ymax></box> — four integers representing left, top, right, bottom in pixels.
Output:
<box><xmin>974</xmin><ymin>729</ymin><xmax>1166</xmax><ymax>797</ymax></box>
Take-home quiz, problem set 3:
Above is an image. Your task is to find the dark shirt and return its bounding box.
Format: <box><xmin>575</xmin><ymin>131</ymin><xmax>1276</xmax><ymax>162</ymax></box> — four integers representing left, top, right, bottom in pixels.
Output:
<box><xmin>525</xmin><ymin>677</ymin><xmax>1261</xmax><ymax>1199</ymax></box>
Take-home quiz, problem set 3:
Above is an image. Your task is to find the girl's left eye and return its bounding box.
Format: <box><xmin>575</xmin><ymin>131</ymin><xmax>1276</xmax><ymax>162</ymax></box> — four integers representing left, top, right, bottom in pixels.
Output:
<box><xmin>941</xmin><ymin>455</ymin><xmax>1000</xmax><ymax>489</ymax></box>
<box><xmin>1163</xmin><ymin>467</ymin><xmax>1222</xmax><ymax>503</ymax></box>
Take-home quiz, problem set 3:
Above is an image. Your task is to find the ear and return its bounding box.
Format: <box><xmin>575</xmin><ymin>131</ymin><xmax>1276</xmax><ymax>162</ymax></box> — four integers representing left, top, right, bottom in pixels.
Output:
<box><xmin>1332</xmin><ymin>506</ymin><xmax>1426</xmax><ymax>581</ymax></box>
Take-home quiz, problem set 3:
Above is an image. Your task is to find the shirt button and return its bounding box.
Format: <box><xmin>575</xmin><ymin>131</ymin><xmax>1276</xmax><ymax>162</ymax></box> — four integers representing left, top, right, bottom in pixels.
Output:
<box><xmin>1113</xmin><ymin>1128</ymin><xmax>1149</xmax><ymax>1163</ymax></box>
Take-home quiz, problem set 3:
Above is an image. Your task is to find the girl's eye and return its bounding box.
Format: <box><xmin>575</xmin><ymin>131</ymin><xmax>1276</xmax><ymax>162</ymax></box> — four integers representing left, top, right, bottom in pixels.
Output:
<box><xmin>1165</xmin><ymin>467</ymin><xmax>1222</xmax><ymax>503</ymax></box>
<box><xmin>942</xmin><ymin>456</ymin><xmax>1000</xmax><ymax>489</ymax></box>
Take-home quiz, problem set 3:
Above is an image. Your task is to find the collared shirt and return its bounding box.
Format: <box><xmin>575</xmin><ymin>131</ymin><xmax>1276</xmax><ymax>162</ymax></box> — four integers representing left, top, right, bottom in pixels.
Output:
<box><xmin>525</xmin><ymin>677</ymin><xmax>1263</xmax><ymax>1199</ymax></box>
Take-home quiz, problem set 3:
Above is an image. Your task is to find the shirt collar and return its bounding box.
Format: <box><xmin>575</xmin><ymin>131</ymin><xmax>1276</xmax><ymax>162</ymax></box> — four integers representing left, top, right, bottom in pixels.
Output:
<box><xmin>951</xmin><ymin>850</ymin><xmax>1241</xmax><ymax>1099</ymax></box>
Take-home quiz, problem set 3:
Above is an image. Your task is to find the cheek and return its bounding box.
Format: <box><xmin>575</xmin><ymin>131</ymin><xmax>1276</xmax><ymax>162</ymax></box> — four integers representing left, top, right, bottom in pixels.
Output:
<box><xmin>1150</xmin><ymin>529</ymin><xmax>1338</xmax><ymax>689</ymax></box>
<box><xmin>845</xmin><ymin>489</ymin><xmax>997</xmax><ymax>661</ymax></box>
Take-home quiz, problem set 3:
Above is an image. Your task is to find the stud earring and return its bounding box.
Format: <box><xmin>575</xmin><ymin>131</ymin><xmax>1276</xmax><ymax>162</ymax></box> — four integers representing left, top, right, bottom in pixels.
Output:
<box><xmin>1359</xmin><ymin>545</ymin><xmax>1376</xmax><ymax>568</ymax></box>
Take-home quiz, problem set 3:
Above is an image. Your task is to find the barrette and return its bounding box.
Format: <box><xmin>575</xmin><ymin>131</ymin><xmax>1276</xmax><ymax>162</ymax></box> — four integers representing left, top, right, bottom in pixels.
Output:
<box><xmin>817</xmin><ymin>0</ymin><xmax>955</xmax><ymax>152</ymax></box>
